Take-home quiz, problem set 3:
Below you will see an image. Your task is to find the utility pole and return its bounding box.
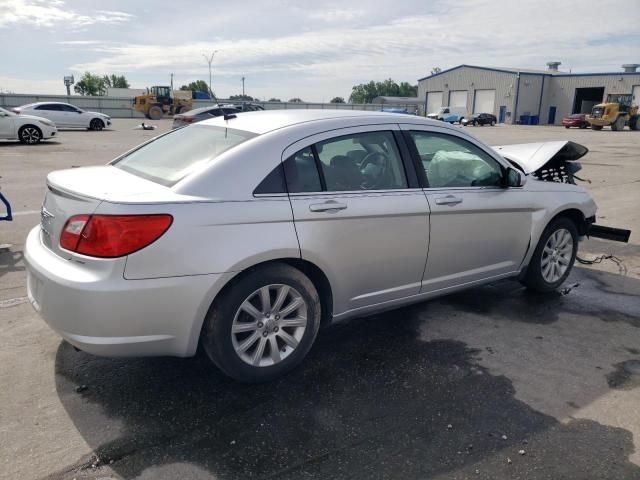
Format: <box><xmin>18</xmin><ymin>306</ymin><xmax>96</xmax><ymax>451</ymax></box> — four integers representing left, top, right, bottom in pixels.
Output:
<box><xmin>170</xmin><ymin>73</ymin><xmax>174</xmax><ymax>92</ymax></box>
<box><xmin>203</xmin><ymin>50</ymin><xmax>218</xmax><ymax>100</ymax></box>
<box><xmin>242</xmin><ymin>76</ymin><xmax>245</xmax><ymax>97</ymax></box>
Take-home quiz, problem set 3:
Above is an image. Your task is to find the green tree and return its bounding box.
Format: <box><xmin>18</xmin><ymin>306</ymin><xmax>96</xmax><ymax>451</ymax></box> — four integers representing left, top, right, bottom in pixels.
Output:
<box><xmin>398</xmin><ymin>82</ymin><xmax>418</xmax><ymax>97</ymax></box>
<box><xmin>288</xmin><ymin>98</ymin><xmax>303</xmax><ymax>103</ymax></box>
<box><xmin>268</xmin><ymin>98</ymin><xmax>281</xmax><ymax>102</ymax></box>
<box><xmin>430</xmin><ymin>67</ymin><xmax>442</xmax><ymax>75</ymax></box>
<box><xmin>349</xmin><ymin>79</ymin><xmax>418</xmax><ymax>103</ymax></box>
<box><xmin>102</xmin><ymin>74</ymin><xmax>130</xmax><ymax>89</ymax></box>
<box><xmin>180</xmin><ymin>80</ymin><xmax>210</xmax><ymax>92</ymax></box>
<box><xmin>229</xmin><ymin>94</ymin><xmax>256</xmax><ymax>101</ymax></box>
<box><xmin>330</xmin><ymin>96</ymin><xmax>345</xmax><ymax>103</ymax></box>
<box><xmin>74</xmin><ymin>72</ymin><xmax>105</xmax><ymax>96</ymax></box>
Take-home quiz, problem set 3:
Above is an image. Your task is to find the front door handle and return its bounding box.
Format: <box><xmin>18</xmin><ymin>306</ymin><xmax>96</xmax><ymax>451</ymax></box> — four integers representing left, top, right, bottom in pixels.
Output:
<box><xmin>434</xmin><ymin>195</ymin><xmax>463</xmax><ymax>206</ymax></box>
<box><xmin>309</xmin><ymin>201</ymin><xmax>348</xmax><ymax>212</ymax></box>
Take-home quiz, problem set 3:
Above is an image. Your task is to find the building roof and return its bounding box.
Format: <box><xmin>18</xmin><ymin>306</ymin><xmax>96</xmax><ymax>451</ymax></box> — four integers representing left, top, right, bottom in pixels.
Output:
<box><xmin>418</xmin><ymin>64</ymin><xmax>640</xmax><ymax>81</ymax></box>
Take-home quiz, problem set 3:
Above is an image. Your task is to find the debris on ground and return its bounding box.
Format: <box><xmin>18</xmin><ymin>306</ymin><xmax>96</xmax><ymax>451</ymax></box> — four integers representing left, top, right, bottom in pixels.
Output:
<box><xmin>133</xmin><ymin>122</ymin><xmax>157</xmax><ymax>130</ymax></box>
<box><xmin>501</xmin><ymin>434</ymin><xmax>508</xmax><ymax>440</ymax></box>
<box><xmin>518</xmin><ymin>449</ymin><xmax>526</xmax><ymax>455</ymax></box>
<box><xmin>560</xmin><ymin>283</ymin><xmax>580</xmax><ymax>295</ymax></box>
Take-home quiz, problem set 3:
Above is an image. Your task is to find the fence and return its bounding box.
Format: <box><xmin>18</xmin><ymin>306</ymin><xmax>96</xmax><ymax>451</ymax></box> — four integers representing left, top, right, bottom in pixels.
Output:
<box><xmin>0</xmin><ymin>93</ymin><xmax>421</xmax><ymax>118</ymax></box>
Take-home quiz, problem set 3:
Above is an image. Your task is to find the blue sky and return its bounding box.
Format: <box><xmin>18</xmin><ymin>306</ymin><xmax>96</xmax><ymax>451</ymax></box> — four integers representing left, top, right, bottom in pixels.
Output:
<box><xmin>1</xmin><ymin>0</ymin><xmax>639</xmax><ymax>101</ymax></box>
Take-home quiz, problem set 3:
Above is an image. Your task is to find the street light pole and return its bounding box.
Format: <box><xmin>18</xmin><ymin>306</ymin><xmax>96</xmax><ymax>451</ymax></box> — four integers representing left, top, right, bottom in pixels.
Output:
<box><xmin>202</xmin><ymin>50</ymin><xmax>218</xmax><ymax>101</ymax></box>
<box><xmin>242</xmin><ymin>76</ymin><xmax>245</xmax><ymax>97</ymax></box>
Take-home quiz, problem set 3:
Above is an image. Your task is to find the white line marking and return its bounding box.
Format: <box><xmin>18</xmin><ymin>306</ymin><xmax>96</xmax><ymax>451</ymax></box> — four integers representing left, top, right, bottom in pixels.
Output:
<box><xmin>0</xmin><ymin>296</ymin><xmax>29</xmax><ymax>308</ymax></box>
<box><xmin>10</xmin><ymin>210</ymin><xmax>40</xmax><ymax>217</ymax></box>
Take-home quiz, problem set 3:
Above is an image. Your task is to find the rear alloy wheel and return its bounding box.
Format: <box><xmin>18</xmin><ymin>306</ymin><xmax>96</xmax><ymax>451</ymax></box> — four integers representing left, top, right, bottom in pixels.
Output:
<box><xmin>18</xmin><ymin>125</ymin><xmax>42</xmax><ymax>144</ymax></box>
<box><xmin>611</xmin><ymin>116</ymin><xmax>625</xmax><ymax>131</ymax></box>
<box><xmin>201</xmin><ymin>264</ymin><xmax>321</xmax><ymax>382</ymax></box>
<box><xmin>522</xmin><ymin>217</ymin><xmax>577</xmax><ymax>293</ymax></box>
<box><xmin>89</xmin><ymin>118</ymin><xmax>104</xmax><ymax>131</ymax></box>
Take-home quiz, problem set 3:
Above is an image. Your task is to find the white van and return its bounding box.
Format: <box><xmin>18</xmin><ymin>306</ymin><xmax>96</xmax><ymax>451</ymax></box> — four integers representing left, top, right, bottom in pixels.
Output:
<box><xmin>426</xmin><ymin>106</ymin><xmax>467</xmax><ymax>123</ymax></box>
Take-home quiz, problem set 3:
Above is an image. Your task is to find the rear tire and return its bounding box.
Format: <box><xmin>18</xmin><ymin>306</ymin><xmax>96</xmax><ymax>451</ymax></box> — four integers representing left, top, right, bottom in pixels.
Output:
<box><xmin>201</xmin><ymin>264</ymin><xmax>321</xmax><ymax>383</ymax></box>
<box><xmin>148</xmin><ymin>106</ymin><xmax>163</xmax><ymax>120</ymax></box>
<box><xmin>18</xmin><ymin>125</ymin><xmax>42</xmax><ymax>144</ymax></box>
<box><xmin>630</xmin><ymin>115</ymin><xmax>639</xmax><ymax>131</ymax></box>
<box><xmin>521</xmin><ymin>217</ymin><xmax>578</xmax><ymax>293</ymax></box>
<box><xmin>490</xmin><ymin>120</ymin><xmax>496</xmax><ymax>126</ymax></box>
<box><xmin>89</xmin><ymin>118</ymin><xmax>104</xmax><ymax>131</ymax></box>
<box><xmin>611</xmin><ymin>116</ymin><xmax>625</xmax><ymax>131</ymax></box>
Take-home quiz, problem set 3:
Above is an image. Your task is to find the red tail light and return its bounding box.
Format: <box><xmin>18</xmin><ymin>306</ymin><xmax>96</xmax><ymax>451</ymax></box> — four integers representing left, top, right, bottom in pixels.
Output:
<box><xmin>60</xmin><ymin>214</ymin><xmax>173</xmax><ymax>258</ymax></box>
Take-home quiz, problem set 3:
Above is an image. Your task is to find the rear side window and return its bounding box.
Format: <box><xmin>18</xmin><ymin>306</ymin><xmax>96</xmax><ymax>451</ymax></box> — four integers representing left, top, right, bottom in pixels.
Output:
<box><xmin>113</xmin><ymin>125</ymin><xmax>256</xmax><ymax>186</ymax></box>
<box><xmin>283</xmin><ymin>147</ymin><xmax>322</xmax><ymax>193</ymax></box>
<box><xmin>36</xmin><ymin>104</ymin><xmax>59</xmax><ymax>111</ymax></box>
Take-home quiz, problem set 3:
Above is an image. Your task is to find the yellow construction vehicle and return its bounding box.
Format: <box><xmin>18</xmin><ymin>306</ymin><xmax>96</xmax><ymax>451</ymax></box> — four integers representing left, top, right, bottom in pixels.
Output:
<box><xmin>133</xmin><ymin>86</ymin><xmax>193</xmax><ymax>120</ymax></box>
<box><xmin>586</xmin><ymin>93</ymin><xmax>639</xmax><ymax>131</ymax></box>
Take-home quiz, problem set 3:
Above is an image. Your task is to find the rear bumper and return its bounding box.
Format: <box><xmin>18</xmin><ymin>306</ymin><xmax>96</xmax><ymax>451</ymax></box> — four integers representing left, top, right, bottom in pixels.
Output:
<box><xmin>24</xmin><ymin>226</ymin><xmax>227</xmax><ymax>357</ymax></box>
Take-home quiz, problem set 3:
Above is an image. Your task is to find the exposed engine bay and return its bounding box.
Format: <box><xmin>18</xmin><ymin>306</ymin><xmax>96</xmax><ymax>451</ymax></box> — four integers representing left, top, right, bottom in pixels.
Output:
<box><xmin>492</xmin><ymin>141</ymin><xmax>588</xmax><ymax>185</ymax></box>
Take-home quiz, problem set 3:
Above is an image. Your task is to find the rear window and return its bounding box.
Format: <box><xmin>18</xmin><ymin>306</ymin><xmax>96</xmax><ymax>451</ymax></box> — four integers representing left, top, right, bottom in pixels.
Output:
<box><xmin>113</xmin><ymin>124</ymin><xmax>255</xmax><ymax>186</ymax></box>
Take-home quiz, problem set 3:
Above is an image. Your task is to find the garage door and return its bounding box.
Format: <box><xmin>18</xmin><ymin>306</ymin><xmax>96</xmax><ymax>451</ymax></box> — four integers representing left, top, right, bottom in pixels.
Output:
<box><xmin>449</xmin><ymin>90</ymin><xmax>467</xmax><ymax>109</ymax></box>
<box><xmin>633</xmin><ymin>85</ymin><xmax>640</xmax><ymax>107</ymax></box>
<box><xmin>474</xmin><ymin>89</ymin><xmax>496</xmax><ymax>114</ymax></box>
<box><xmin>426</xmin><ymin>92</ymin><xmax>443</xmax><ymax>115</ymax></box>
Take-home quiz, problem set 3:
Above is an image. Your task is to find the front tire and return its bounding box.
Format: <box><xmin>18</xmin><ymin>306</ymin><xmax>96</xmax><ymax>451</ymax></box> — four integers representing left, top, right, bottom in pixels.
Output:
<box><xmin>521</xmin><ymin>217</ymin><xmax>578</xmax><ymax>293</ymax></box>
<box><xmin>89</xmin><ymin>118</ymin><xmax>104</xmax><ymax>131</ymax></box>
<box><xmin>18</xmin><ymin>125</ymin><xmax>42</xmax><ymax>144</ymax></box>
<box><xmin>611</xmin><ymin>116</ymin><xmax>625</xmax><ymax>131</ymax></box>
<box><xmin>201</xmin><ymin>264</ymin><xmax>321</xmax><ymax>383</ymax></box>
<box><xmin>490</xmin><ymin>120</ymin><xmax>496</xmax><ymax>126</ymax></box>
<box><xmin>148</xmin><ymin>106</ymin><xmax>163</xmax><ymax>120</ymax></box>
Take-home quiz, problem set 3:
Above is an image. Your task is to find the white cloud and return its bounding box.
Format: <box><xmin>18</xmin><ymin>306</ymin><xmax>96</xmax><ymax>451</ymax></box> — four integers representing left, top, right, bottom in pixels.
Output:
<box><xmin>0</xmin><ymin>0</ymin><xmax>133</xmax><ymax>28</ymax></box>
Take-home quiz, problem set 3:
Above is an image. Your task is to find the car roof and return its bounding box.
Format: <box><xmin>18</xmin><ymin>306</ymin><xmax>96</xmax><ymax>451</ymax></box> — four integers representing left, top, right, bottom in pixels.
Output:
<box><xmin>198</xmin><ymin>109</ymin><xmax>455</xmax><ymax>135</ymax></box>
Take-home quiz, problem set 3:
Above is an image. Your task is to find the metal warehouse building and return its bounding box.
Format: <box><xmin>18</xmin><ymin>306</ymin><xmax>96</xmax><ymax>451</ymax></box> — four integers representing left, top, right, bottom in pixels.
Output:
<box><xmin>418</xmin><ymin>62</ymin><xmax>640</xmax><ymax>125</ymax></box>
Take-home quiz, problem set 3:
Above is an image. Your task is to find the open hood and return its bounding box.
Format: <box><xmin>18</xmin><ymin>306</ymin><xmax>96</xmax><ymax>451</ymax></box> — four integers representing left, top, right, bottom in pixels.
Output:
<box><xmin>492</xmin><ymin>141</ymin><xmax>588</xmax><ymax>174</ymax></box>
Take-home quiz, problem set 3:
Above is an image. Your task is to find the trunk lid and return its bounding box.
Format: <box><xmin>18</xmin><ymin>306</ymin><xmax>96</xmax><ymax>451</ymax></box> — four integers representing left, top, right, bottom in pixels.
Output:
<box><xmin>41</xmin><ymin>166</ymin><xmax>181</xmax><ymax>259</ymax></box>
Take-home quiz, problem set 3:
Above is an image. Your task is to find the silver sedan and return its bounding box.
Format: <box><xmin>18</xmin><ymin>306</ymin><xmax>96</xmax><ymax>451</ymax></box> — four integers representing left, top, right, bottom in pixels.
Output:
<box><xmin>25</xmin><ymin>110</ymin><xmax>597</xmax><ymax>382</ymax></box>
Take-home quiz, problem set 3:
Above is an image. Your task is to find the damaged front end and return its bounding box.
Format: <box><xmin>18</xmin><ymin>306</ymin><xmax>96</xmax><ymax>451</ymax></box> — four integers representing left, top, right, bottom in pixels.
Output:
<box><xmin>493</xmin><ymin>140</ymin><xmax>587</xmax><ymax>184</ymax></box>
<box><xmin>493</xmin><ymin>141</ymin><xmax>631</xmax><ymax>243</ymax></box>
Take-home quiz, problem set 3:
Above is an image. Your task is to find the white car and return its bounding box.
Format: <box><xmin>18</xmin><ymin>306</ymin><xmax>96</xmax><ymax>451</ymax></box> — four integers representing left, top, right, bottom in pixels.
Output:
<box><xmin>13</xmin><ymin>102</ymin><xmax>111</xmax><ymax>130</ymax></box>
<box><xmin>25</xmin><ymin>110</ymin><xmax>598</xmax><ymax>382</ymax></box>
<box><xmin>0</xmin><ymin>107</ymin><xmax>57</xmax><ymax>144</ymax></box>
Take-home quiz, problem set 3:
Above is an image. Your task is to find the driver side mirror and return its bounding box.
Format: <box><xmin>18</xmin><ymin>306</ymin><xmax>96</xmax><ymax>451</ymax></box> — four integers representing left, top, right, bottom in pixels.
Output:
<box><xmin>504</xmin><ymin>167</ymin><xmax>524</xmax><ymax>187</ymax></box>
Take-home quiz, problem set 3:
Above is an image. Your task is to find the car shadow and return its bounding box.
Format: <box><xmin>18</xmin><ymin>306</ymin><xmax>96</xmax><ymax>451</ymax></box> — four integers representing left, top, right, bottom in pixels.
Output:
<box><xmin>0</xmin><ymin>140</ymin><xmax>62</xmax><ymax>147</ymax></box>
<box><xmin>0</xmin><ymin>249</ymin><xmax>25</xmax><ymax>279</ymax></box>
<box><xmin>48</xmin><ymin>267</ymin><xmax>640</xmax><ymax>479</ymax></box>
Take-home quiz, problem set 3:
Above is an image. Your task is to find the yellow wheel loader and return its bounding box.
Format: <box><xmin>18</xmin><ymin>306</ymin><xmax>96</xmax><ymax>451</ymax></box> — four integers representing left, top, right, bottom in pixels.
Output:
<box><xmin>586</xmin><ymin>93</ymin><xmax>639</xmax><ymax>131</ymax></box>
<box><xmin>133</xmin><ymin>86</ymin><xmax>193</xmax><ymax>120</ymax></box>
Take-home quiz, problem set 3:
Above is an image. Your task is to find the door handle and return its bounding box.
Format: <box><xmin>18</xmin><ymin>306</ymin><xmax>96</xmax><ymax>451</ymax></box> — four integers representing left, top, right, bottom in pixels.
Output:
<box><xmin>309</xmin><ymin>201</ymin><xmax>348</xmax><ymax>212</ymax></box>
<box><xmin>434</xmin><ymin>195</ymin><xmax>463</xmax><ymax>206</ymax></box>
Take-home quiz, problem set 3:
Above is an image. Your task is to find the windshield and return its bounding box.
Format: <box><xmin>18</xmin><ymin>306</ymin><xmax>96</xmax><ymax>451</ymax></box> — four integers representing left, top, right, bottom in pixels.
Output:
<box><xmin>113</xmin><ymin>124</ymin><xmax>256</xmax><ymax>186</ymax></box>
<box><xmin>0</xmin><ymin>107</ymin><xmax>14</xmax><ymax>116</ymax></box>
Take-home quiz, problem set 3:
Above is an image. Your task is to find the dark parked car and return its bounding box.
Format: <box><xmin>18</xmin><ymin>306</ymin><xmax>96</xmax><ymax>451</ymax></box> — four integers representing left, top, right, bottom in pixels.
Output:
<box><xmin>461</xmin><ymin>113</ymin><xmax>497</xmax><ymax>126</ymax></box>
<box><xmin>172</xmin><ymin>105</ymin><xmax>241</xmax><ymax>129</ymax></box>
<box><xmin>562</xmin><ymin>113</ymin><xmax>589</xmax><ymax>129</ymax></box>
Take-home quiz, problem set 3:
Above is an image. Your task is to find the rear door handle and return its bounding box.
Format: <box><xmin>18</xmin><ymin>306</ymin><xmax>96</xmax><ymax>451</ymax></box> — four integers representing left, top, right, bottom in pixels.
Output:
<box><xmin>434</xmin><ymin>195</ymin><xmax>463</xmax><ymax>206</ymax></box>
<box><xmin>309</xmin><ymin>201</ymin><xmax>348</xmax><ymax>212</ymax></box>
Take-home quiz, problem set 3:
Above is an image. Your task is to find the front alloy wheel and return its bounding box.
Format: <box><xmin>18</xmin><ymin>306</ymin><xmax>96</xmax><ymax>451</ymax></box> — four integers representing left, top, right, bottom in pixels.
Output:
<box><xmin>19</xmin><ymin>126</ymin><xmax>42</xmax><ymax>144</ymax></box>
<box><xmin>540</xmin><ymin>229</ymin><xmax>573</xmax><ymax>283</ymax></box>
<box><xmin>522</xmin><ymin>217</ymin><xmax>578</xmax><ymax>292</ymax></box>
